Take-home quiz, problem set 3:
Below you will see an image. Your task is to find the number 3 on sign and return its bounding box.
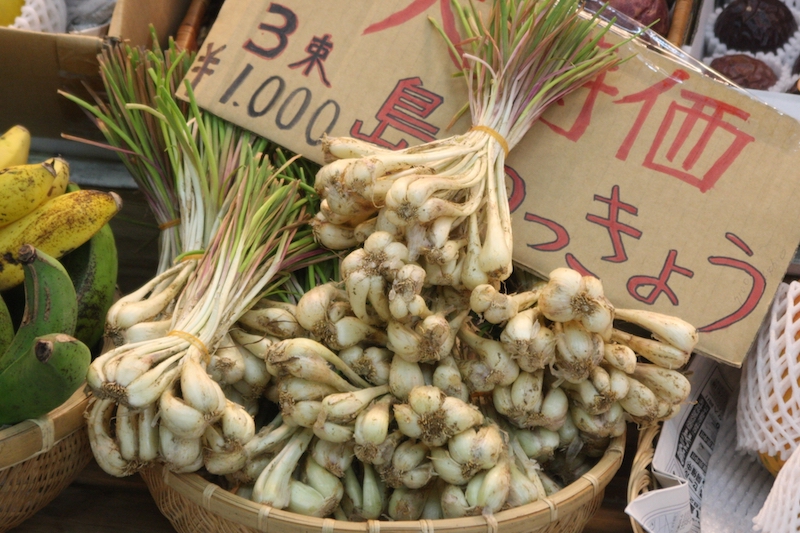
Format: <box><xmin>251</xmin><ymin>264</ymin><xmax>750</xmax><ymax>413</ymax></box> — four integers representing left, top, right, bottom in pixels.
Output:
<box><xmin>217</xmin><ymin>63</ymin><xmax>341</xmax><ymax>147</ymax></box>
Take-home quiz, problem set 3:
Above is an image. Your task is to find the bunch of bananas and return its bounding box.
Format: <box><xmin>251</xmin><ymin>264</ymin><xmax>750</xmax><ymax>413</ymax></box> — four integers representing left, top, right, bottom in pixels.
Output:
<box><xmin>0</xmin><ymin>124</ymin><xmax>122</xmax><ymax>425</ymax></box>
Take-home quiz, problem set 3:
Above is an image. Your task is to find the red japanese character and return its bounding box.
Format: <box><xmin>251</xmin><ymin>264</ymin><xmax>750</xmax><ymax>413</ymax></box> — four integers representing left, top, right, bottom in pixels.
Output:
<box><xmin>363</xmin><ymin>0</ymin><xmax>441</xmax><ymax>34</ymax></box>
<box><xmin>698</xmin><ymin>233</ymin><xmax>765</xmax><ymax>332</ymax></box>
<box><xmin>723</xmin><ymin>232</ymin><xmax>752</xmax><ymax>255</ymax></box>
<box><xmin>350</xmin><ymin>77</ymin><xmax>444</xmax><ymax>149</ymax></box>
<box><xmin>506</xmin><ymin>166</ymin><xmax>526</xmax><ymax>213</ymax></box>
<box><xmin>288</xmin><ymin>34</ymin><xmax>334</xmax><ymax>87</ymax></box>
<box><xmin>644</xmin><ymin>90</ymin><xmax>755</xmax><ymax>192</ymax></box>
<box><xmin>565</xmin><ymin>254</ymin><xmax>597</xmax><ymax>278</ymax></box>
<box><xmin>627</xmin><ymin>250</ymin><xmax>694</xmax><ymax>305</ymax></box>
<box><xmin>522</xmin><ymin>213</ymin><xmax>570</xmax><ymax>252</ymax></box>
<box><xmin>586</xmin><ymin>185</ymin><xmax>642</xmax><ymax>263</ymax></box>
<box><xmin>519</xmin><ymin>215</ymin><xmax>597</xmax><ymax>277</ymax></box>
<box><xmin>541</xmin><ymin>70</ymin><xmax>619</xmax><ymax>142</ymax></box>
<box><xmin>361</xmin><ymin>0</ymin><xmax>483</xmax><ymax>67</ymax></box>
<box><xmin>615</xmin><ymin>69</ymin><xmax>690</xmax><ymax>160</ymax></box>
<box><xmin>615</xmin><ymin>69</ymin><xmax>755</xmax><ymax>193</ymax></box>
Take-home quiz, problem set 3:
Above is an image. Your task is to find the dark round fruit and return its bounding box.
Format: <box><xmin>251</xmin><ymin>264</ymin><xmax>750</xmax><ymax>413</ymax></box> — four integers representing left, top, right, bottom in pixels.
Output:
<box><xmin>608</xmin><ymin>0</ymin><xmax>671</xmax><ymax>36</ymax></box>
<box><xmin>710</xmin><ymin>54</ymin><xmax>778</xmax><ymax>90</ymax></box>
<box><xmin>714</xmin><ymin>0</ymin><xmax>797</xmax><ymax>53</ymax></box>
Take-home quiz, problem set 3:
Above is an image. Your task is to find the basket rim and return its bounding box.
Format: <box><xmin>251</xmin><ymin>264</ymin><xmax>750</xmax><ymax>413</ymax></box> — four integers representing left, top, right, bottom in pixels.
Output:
<box><xmin>626</xmin><ymin>422</ymin><xmax>661</xmax><ymax>533</ymax></box>
<box><xmin>0</xmin><ymin>384</ymin><xmax>90</xmax><ymax>470</ymax></box>
<box><xmin>148</xmin><ymin>429</ymin><xmax>626</xmax><ymax>532</ymax></box>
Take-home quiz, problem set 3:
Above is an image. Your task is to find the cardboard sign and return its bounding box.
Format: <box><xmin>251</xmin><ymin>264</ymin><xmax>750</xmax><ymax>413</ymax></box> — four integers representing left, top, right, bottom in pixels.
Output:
<box><xmin>181</xmin><ymin>0</ymin><xmax>800</xmax><ymax>367</ymax></box>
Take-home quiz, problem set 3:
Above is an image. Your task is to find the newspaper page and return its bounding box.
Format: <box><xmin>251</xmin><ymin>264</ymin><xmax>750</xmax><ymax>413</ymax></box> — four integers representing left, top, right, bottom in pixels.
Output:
<box><xmin>625</xmin><ymin>355</ymin><xmax>741</xmax><ymax>533</ymax></box>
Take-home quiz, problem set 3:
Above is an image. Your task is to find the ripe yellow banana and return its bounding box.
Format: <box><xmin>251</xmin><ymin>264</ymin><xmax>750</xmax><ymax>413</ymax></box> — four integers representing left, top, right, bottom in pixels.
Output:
<box><xmin>0</xmin><ymin>125</ymin><xmax>31</xmax><ymax>170</ymax></box>
<box><xmin>0</xmin><ymin>189</ymin><xmax>123</xmax><ymax>290</ymax></box>
<box><xmin>0</xmin><ymin>157</ymin><xmax>70</xmax><ymax>227</ymax></box>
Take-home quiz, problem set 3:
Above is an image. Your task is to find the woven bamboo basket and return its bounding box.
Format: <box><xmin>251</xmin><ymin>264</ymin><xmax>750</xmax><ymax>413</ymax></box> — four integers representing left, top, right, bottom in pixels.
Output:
<box><xmin>626</xmin><ymin>423</ymin><xmax>661</xmax><ymax>533</ymax></box>
<box><xmin>0</xmin><ymin>385</ymin><xmax>92</xmax><ymax>532</ymax></box>
<box><xmin>139</xmin><ymin>430</ymin><xmax>624</xmax><ymax>533</ymax></box>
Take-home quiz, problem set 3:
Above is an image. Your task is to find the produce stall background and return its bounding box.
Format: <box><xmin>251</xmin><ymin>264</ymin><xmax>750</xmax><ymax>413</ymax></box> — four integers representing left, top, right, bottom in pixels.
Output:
<box><xmin>3</xmin><ymin>0</ymin><xmax>800</xmax><ymax>532</ymax></box>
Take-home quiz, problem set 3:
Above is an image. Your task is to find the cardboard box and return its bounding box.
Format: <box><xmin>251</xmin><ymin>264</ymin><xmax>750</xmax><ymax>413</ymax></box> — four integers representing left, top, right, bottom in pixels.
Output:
<box><xmin>181</xmin><ymin>1</ymin><xmax>800</xmax><ymax>367</ymax></box>
<box><xmin>0</xmin><ymin>0</ymin><xmax>191</xmax><ymax>143</ymax></box>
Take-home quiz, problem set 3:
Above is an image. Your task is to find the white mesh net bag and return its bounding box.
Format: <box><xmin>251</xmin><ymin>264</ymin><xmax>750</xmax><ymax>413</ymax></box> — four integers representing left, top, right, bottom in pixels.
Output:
<box><xmin>11</xmin><ymin>0</ymin><xmax>67</xmax><ymax>32</ymax></box>
<box><xmin>737</xmin><ymin>281</ymin><xmax>800</xmax><ymax>472</ymax></box>
<box><xmin>754</xmin><ymin>438</ymin><xmax>800</xmax><ymax>532</ymax></box>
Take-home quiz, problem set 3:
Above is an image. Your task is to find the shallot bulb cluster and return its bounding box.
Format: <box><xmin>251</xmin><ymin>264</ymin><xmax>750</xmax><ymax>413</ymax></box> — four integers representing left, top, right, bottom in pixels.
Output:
<box><xmin>88</xmin><ymin>252</ymin><xmax>697</xmax><ymax>522</ymax></box>
<box><xmin>228</xmin><ymin>263</ymin><xmax>695</xmax><ymax>520</ymax></box>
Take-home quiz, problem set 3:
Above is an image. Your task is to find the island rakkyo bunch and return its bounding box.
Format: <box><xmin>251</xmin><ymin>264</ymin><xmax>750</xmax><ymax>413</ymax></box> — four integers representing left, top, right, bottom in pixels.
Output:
<box><xmin>79</xmin><ymin>0</ymin><xmax>699</xmax><ymax>525</ymax></box>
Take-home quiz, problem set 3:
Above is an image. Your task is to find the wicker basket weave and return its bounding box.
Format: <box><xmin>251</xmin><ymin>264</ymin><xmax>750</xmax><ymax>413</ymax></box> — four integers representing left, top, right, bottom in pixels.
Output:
<box><xmin>139</xmin><ymin>430</ymin><xmax>625</xmax><ymax>533</ymax></box>
<box><xmin>626</xmin><ymin>423</ymin><xmax>660</xmax><ymax>533</ymax></box>
<box><xmin>0</xmin><ymin>385</ymin><xmax>92</xmax><ymax>533</ymax></box>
